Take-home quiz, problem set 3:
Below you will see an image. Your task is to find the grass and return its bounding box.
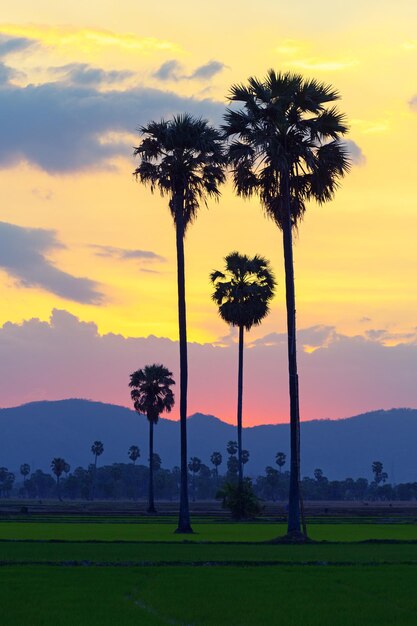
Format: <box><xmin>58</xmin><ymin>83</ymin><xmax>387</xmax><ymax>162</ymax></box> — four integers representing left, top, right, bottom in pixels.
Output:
<box><xmin>0</xmin><ymin>521</ymin><xmax>417</xmax><ymax>542</ymax></box>
<box><xmin>2</xmin><ymin>517</ymin><xmax>417</xmax><ymax>624</ymax></box>
<box><xmin>3</xmin><ymin>565</ymin><xmax>417</xmax><ymax>626</ymax></box>
<box><xmin>2</xmin><ymin>540</ymin><xmax>417</xmax><ymax>564</ymax></box>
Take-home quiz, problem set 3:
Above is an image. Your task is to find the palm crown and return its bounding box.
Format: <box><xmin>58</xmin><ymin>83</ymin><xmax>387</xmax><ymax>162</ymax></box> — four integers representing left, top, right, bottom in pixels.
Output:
<box><xmin>129</xmin><ymin>364</ymin><xmax>175</xmax><ymax>423</ymax></box>
<box><xmin>91</xmin><ymin>441</ymin><xmax>104</xmax><ymax>457</ymax></box>
<box><xmin>210</xmin><ymin>252</ymin><xmax>276</xmax><ymax>331</ymax></box>
<box><xmin>222</xmin><ymin>70</ymin><xmax>350</xmax><ymax>227</ymax></box>
<box><xmin>134</xmin><ymin>113</ymin><xmax>226</xmax><ymax>230</ymax></box>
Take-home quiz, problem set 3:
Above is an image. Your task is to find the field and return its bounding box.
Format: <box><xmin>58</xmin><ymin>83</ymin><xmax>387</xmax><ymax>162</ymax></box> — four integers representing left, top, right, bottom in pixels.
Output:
<box><xmin>2</xmin><ymin>504</ymin><xmax>417</xmax><ymax>625</ymax></box>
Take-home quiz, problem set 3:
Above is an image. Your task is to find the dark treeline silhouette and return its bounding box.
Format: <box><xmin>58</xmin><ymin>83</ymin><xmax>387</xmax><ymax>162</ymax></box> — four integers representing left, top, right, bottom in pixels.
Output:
<box><xmin>6</xmin><ymin>457</ymin><xmax>417</xmax><ymax>503</ymax></box>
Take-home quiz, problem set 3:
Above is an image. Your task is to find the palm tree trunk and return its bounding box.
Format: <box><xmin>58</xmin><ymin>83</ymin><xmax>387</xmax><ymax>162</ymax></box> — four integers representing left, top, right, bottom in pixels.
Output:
<box><xmin>175</xmin><ymin>212</ymin><xmax>192</xmax><ymax>533</ymax></box>
<box><xmin>57</xmin><ymin>475</ymin><xmax>61</xmax><ymax>502</ymax></box>
<box><xmin>237</xmin><ymin>324</ymin><xmax>244</xmax><ymax>489</ymax></box>
<box><xmin>148</xmin><ymin>419</ymin><xmax>156</xmax><ymax>513</ymax></box>
<box><xmin>281</xmin><ymin>176</ymin><xmax>304</xmax><ymax>538</ymax></box>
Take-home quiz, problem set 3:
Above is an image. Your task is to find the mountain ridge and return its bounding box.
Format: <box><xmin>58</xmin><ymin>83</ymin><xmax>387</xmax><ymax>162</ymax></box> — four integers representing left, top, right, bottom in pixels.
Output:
<box><xmin>1</xmin><ymin>399</ymin><xmax>416</xmax><ymax>481</ymax></box>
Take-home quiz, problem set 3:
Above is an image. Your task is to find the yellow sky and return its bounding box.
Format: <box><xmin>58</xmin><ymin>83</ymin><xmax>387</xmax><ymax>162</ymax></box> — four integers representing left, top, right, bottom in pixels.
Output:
<box><xmin>0</xmin><ymin>1</ymin><xmax>416</xmax><ymax>346</ymax></box>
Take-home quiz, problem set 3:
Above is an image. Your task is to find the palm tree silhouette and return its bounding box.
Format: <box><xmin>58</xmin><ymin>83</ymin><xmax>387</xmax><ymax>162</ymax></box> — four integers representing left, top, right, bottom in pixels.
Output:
<box><xmin>210</xmin><ymin>452</ymin><xmax>222</xmax><ymax>483</ymax></box>
<box><xmin>90</xmin><ymin>440</ymin><xmax>104</xmax><ymax>500</ymax></box>
<box><xmin>188</xmin><ymin>457</ymin><xmax>202</xmax><ymax>502</ymax></box>
<box><xmin>129</xmin><ymin>364</ymin><xmax>175</xmax><ymax>513</ymax></box>
<box><xmin>223</xmin><ymin>70</ymin><xmax>350</xmax><ymax>537</ymax></box>
<box><xmin>51</xmin><ymin>457</ymin><xmax>67</xmax><ymax>501</ymax></box>
<box><xmin>211</xmin><ymin>252</ymin><xmax>275</xmax><ymax>488</ymax></box>
<box><xmin>134</xmin><ymin>114</ymin><xmax>225</xmax><ymax>532</ymax></box>
<box><xmin>128</xmin><ymin>445</ymin><xmax>140</xmax><ymax>465</ymax></box>
<box><xmin>276</xmin><ymin>452</ymin><xmax>287</xmax><ymax>473</ymax></box>
<box><xmin>20</xmin><ymin>463</ymin><xmax>30</xmax><ymax>494</ymax></box>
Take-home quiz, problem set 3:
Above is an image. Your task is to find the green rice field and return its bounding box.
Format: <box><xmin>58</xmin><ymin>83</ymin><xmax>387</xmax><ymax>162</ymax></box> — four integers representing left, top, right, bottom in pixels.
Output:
<box><xmin>2</xmin><ymin>513</ymin><xmax>417</xmax><ymax>625</ymax></box>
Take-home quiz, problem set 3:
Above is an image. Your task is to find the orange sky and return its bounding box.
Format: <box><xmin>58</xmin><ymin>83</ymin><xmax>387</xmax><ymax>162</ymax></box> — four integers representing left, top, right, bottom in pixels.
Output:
<box><xmin>0</xmin><ymin>2</ymin><xmax>416</xmax><ymax>422</ymax></box>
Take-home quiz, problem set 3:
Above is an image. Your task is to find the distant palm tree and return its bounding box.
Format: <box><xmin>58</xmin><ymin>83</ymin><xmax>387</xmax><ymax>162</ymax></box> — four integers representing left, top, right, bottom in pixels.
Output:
<box><xmin>188</xmin><ymin>457</ymin><xmax>202</xmax><ymax>502</ymax></box>
<box><xmin>211</xmin><ymin>252</ymin><xmax>275</xmax><ymax>488</ymax></box>
<box><xmin>275</xmin><ymin>452</ymin><xmax>286</xmax><ymax>473</ymax></box>
<box><xmin>227</xmin><ymin>441</ymin><xmax>238</xmax><ymax>456</ymax></box>
<box><xmin>90</xmin><ymin>440</ymin><xmax>104</xmax><ymax>500</ymax></box>
<box><xmin>51</xmin><ymin>457</ymin><xmax>67</xmax><ymax>501</ymax></box>
<box><xmin>20</xmin><ymin>463</ymin><xmax>30</xmax><ymax>494</ymax></box>
<box><xmin>210</xmin><ymin>452</ymin><xmax>222</xmax><ymax>483</ymax></box>
<box><xmin>129</xmin><ymin>364</ymin><xmax>175</xmax><ymax>513</ymax></box>
<box><xmin>128</xmin><ymin>445</ymin><xmax>140</xmax><ymax>465</ymax></box>
<box><xmin>134</xmin><ymin>114</ymin><xmax>226</xmax><ymax>533</ymax></box>
<box><xmin>223</xmin><ymin>70</ymin><xmax>350</xmax><ymax>537</ymax></box>
<box><xmin>241</xmin><ymin>449</ymin><xmax>250</xmax><ymax>472</ymax></box>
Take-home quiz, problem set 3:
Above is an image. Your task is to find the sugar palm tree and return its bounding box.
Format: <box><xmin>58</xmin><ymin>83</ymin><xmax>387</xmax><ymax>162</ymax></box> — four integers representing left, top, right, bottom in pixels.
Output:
<box><xmin>223</xmin><ymin>70</ymin><xmax>350</xmax><ymax>538</ymax></box>
<box><xmin>210</xmin><ymin>452</ymin><xmax>222</xmax><ymax>483</ymax></box>
<box><xmin>188</xmin><ymin>457</ymin><xmax>201</xmax><ymax>502</ymax></box>
<box><xmin>129</xmin><ymin>364</ymin><xmax>175</xmax><ymax>514</ymax></box>
<box><xmin>211</xmin><ymin>252</ymin><xmax>275</xmax><ymax>489</ymax></box>
<box><xmin>128</xmin><ymin>445</ymin><xmax>140</xmax><ymax>465</ymax></box>
<box><xmin>134</xmin><ymin>114</ymin><xmax>225</xmax><ymax>532</ymax></box>
<box><xmin>51</xmin><ymin>457</ymin><xmax>67</xmax><ymax>501</ymax></box>
<box><xmin>90</xmin><ymin>440</ymin><xmax>104</xmax><ymax>500</ymax></box>
<box><xmin>20</xmin><ymin>463</ymin><xmax>30</xmax><ymax>494</ymax></box>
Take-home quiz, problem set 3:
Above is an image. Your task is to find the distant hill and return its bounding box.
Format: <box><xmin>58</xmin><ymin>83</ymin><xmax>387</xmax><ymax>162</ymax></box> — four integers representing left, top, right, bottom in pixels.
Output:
<box><xmin>1</xmin><ymin>399</ymin><xmax>416</xmax><ymax>482</ymax></box>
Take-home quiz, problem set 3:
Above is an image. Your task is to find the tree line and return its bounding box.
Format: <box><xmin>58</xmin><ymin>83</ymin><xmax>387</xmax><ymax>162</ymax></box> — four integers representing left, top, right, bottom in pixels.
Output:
<box><xmin>5</xmin><ymin>452</ymin><xmax>413</xmax><ymax>504</ymax></box>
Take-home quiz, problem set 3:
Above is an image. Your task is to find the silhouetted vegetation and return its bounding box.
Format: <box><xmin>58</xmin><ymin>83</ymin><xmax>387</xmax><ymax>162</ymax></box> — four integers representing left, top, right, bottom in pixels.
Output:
<box><xmin>223</xmin><ymin>70</ymin><xmax>350</xmax><ymax>537</ymax></box>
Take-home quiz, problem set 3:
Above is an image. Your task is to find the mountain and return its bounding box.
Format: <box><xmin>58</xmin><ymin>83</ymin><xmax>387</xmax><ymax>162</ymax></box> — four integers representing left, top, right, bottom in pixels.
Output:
<box><xmin>1</xmin><ymin>399</ymin><xmax>416</xmax><ymax>482</ymax></box>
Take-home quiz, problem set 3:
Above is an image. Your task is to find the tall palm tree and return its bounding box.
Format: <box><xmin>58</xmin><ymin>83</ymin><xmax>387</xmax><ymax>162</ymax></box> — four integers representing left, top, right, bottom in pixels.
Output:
<box><xmin>134</xmin><ymin>114</ymin><xmax>226</xmax><ymax>532</ymax></box>
<box><xmin>211</xmin><ymin>252</ymin><xmax>275</xmax><ymax>489</ymax></box>
<box><xmin>90</xmin><ymin>440</ymin><xmax>104</xmax><ymax>500</ymax></box>
<box><xmin>129</xmin><ymin>364</ymin><xmax>175</xmax><ymax>514</ymax></box>
<box><xmin>222</xmin><ymin>70</ymin><xmax>350</xmax><ymax>537</ymax></box>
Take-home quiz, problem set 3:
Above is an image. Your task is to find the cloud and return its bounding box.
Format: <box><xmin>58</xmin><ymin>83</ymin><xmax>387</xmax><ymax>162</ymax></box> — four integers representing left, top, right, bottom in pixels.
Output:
<box><xmin>50</xmin><ymin>63</ymin><xmax>135</xmax><ymax>86</ymax></box>
<box><xmin>0</xmin><ymin>34</ymin><xmax>35</xmax><ymax>58</ymax></box>
<box><xmin>189</xmin><ymin>61</ymin><xmax>226</xmax><ymax>80</ymax></box>
<box><xmin>153</xmin><ymin>59</ymin><xmax>182</xmax><ymax>81</ymax></box>
<box><xmin>409</xmin><ymin>95</ymin><xmax>417</xmax><ymax>111</ymax></box>
<box><xmin>0</xmin><ymin>311</ymin><xmax>416</xmax><ymax>423</ymax></box>
<box><xmin>0</xmin><ymin>62</ymin><xmax>15</xmax><ymax>84</ymax></box>
<box><xmin>0</xmin><ymin>80</ymin><xmax>223</xmax><ymax>172</ymax></box>
<box><xmin>153</xmin><ymin>59</ymin><xmax>226</xmax><ymax>82</ymax></box>
<box><xmin>91</xmin><ymin>244</ymin><xmax>166</xmax><ymax>263</ymax></box>
<box><xmin>344</xmin><ymin>139</ymin><xmax>366</xmax><ymax>166</ymax></box>
<box><xmin>0</xmin><ymin>222</ymin><xmax>103</xmax><ymax>304</ymax></box>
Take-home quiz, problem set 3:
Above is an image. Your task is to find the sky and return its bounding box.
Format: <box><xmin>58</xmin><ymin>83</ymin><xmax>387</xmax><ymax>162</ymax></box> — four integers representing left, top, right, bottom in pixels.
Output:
<box><xmin>0</xmin><ymin>1</ymin><xmax>416</xmax><ymax>424</ymax></box>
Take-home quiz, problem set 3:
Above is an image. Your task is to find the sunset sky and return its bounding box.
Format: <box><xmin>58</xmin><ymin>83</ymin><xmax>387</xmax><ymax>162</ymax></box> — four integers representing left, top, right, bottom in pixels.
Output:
<box><xmin>0</xmin><ymin>0</ymin><xmax>416</xmax><ymax>424</ymax></box>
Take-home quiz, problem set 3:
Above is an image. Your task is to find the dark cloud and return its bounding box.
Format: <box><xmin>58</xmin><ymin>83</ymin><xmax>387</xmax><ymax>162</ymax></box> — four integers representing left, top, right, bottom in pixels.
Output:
<box><xmin>0</xmin><ymin>222</ymin><xmax>103</xmax><ymax>304</ymax></box>
<box><xmin>152</xmin><ymin>60</ymin><xmax>182</xmax><ymax>81</ymax></box>
<box><xmin>344</xmin><ymin>139</ymin><xmax>366</xmax><ymax>166</ymax></box>
<box><xmin>189</xmin><ymin>60</ymin><xmax>226</xmax><ymax>80</ymax></box>
<box><xmin>50</xmin><ymin>63</ymin><xmax>135</xmax><ymax>86</ymax></box>
<box><xmin>409</xmin><ymin>95</ymin><xmax>417</xmax><ymax>111</ymax></box>
<box><xmin>0</xmin><ymin>80</ymin><xmax>223</xmax><ymax>172</ymax></box>
<box><xmin>0</xmin><ymin>62</ymin><xmax>15</xmax><ymax>84</ymax></box>
<box><xmin>91</xmin><ymin>244</ymin><xmax>166</xmax><ymax>262</ymax></box>
<box><xmin>0</xmin><ymin>34</ymin><xmax>34</xmax><ymax>58</ymax></box>
<box><xmin>153</xmin><ymin>59</ymin><xmax>226</xmax><ymax>82</ymax></box>
<box><xmin>359</xmin><ymin>317</ymin><xmax>372</xmax><ymax>323</ymax></box>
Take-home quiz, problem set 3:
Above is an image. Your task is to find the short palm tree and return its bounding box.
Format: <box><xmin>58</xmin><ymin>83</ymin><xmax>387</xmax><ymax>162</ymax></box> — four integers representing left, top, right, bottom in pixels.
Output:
<box><xmin>211</xmin><ymin>252</ymin><xmax>275</xmax><ymax>489</ymax></box>
<box><xmin>210</xmin><ymin>452</ymin><xmax>222</xmax><ymax>483</ymax></box>
<box><xmin>129</xmin><ymin>364</ymin><xmax>175</xmax><ymax>513</ymax></box>
<box><xmin>51</xmin><ymin>457</ymin><xmax>67</xmax><ymax>501</ymax></box>
<box><xmin>128</xmin><ymin>445</ymin><xmax>140</xmax><ymax>465</ymax></box>
<box><xmin>222</xmin><ymin>70</ymin><xmax>350</xmax><ymax>537</ymax></box>
<box><xmin>90</xmin><ymin>440</ymin><xmax>104</xmax><ymax>500</ymax></box>
<box><xmin>188</xmin><ymin>457</ymin><xmax>201</xmax><ymax>502</ymax></box>
<box><xmin>20</xmin><ymin>463</ymin><xmax>30</xmax><ymax>494</ymax></box>
<box><xmin>134</xmin><ymin>114</ymin><xmax>226</xmax><ymax>533</ymax></box>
